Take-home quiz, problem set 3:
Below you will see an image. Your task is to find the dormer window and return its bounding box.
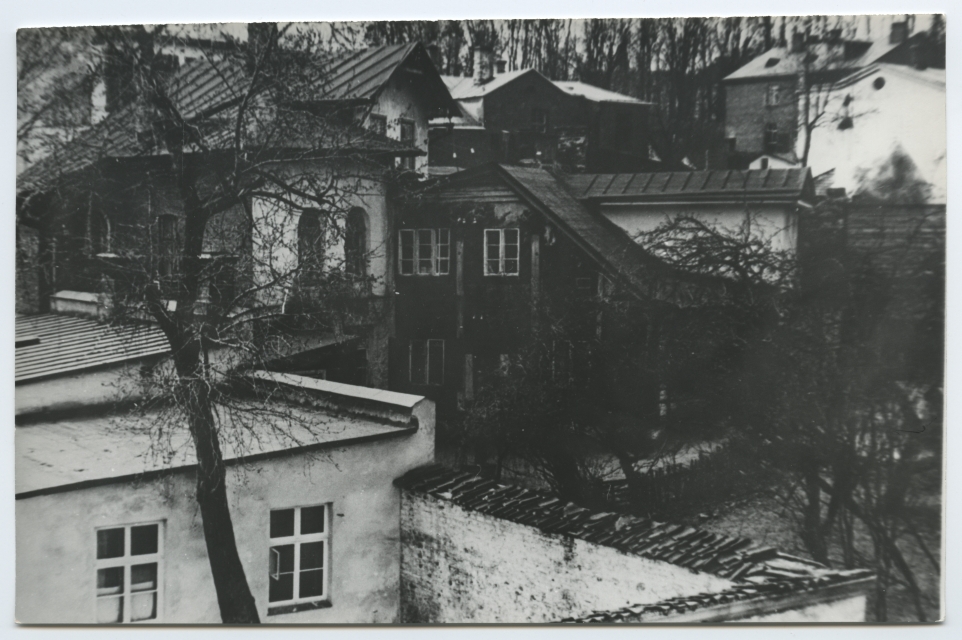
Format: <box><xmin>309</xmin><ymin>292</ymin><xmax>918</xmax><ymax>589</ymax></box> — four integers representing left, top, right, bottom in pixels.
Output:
<box><xmin>765</xmin><ymin>57</ymin><xmax>780</xmax><ymax>68</ymax></box>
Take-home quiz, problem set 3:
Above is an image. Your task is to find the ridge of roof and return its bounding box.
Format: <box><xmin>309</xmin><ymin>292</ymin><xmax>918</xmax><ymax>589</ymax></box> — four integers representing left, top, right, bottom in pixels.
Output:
<box><xmin>562</xmin><ymin>169</ymin><xmax>813</xmax><ymax>202</ymax></box>
<box><xmin>397</xmin><ymin>465</ymin><xmax>869</xmax><ymax>601</ymax></box>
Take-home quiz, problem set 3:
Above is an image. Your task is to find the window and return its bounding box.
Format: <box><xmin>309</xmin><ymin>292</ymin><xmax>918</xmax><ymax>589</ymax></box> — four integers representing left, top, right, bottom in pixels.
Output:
<box><xmin>409</xmin><ymin>339</ymin><xmax>444</xmax><ymax>385</ymax></box>
<box><xmin>764</xmin><ymin>84</ymin><xmax>781</xmax><ymax>107</ymax></box>
<box><xmin>398</xmin><ymin>229</ymin><xmax>449</xmax><ymax>276</ymax></box>
<box><xmin>399</xmin><ymin>119</ymin><xmax>416</xmax><ymax>171</ymax></box>
<box><xmin>531</xmin><ymin>108</ymin><xmax>548</xmax><ymax>133</ymax></box>
<box><xmin>95</xmin><ymin>522</ymin><xmax>163</xmax><ymax>623</ymax></box>
<box><xmin>268</xmin><ymin>505</ymin><xmax>330</xmax><ymax>611</ymax></box>
<box><xmin>764</xmin><ymin>123</ymin><xmax>779</xmax><ymax>152</ymax></box>
<box><xmin>298</xmin><ymin>210</ymin><xmax>326</xmax><ymax>278</ymax></box>
<box><xmin>484</xmin><ymin>228</ymin><xmax>520</xmax><ymax>276</ymax></box>
<box><xmin>368</xmin><ymin>114</ymin><xmax>387</xmax><ymax>137</ymax></box>
<box><xmin>345</xmin><ymin>208</ymin><xmax>367</xmax><ymax>277</ymax></box>
<box><xmin>157</xmin><ymin>215</ymin><xmax>179</xmax><ymax>276</ymax></box>
<box><xmin>88</xmin><ymin>209</ymin><xmax>110</xmax><ymax>255</ymax></box>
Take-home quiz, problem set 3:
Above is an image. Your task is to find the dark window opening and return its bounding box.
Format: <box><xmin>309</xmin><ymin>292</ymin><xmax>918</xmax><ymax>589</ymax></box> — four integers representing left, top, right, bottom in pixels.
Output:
<box><xmin>345</xmin><ymin>208</ymin><xmax>367</xmax><ymax>277</ymax></box>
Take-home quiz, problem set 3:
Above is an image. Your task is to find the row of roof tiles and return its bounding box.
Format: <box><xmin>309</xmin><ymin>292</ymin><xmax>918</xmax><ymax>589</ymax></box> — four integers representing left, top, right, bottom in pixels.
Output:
<box><xmin>563</xmin><ymin>168</ymin><xmax>812</xmax><ymax>201</ymax></box>
<box><xmin>397</xmin><ymin>464</ymin><xmax>872</xmax><ymax>622</ymax></box>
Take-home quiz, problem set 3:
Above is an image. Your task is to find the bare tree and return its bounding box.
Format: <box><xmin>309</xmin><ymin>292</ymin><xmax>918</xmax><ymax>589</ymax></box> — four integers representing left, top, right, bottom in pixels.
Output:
<box><xmin>18</xmin><ymin>23</ymin><xmax>409</xmax><ymax>622</ymax></box>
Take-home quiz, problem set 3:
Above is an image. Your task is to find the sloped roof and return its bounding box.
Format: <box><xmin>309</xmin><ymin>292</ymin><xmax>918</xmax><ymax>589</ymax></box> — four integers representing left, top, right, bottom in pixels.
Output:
<box><xmin>397</xmin><ymin>464</ymin><xmax>873</xmax><ymax>621</ymax></box>
<box><xmin>15</xmin><ymin>314</ymin><xmax>170</xmax><ymax>383</ymax></box>
<box><xmin>563</xmin><ymin>169</ymin><xmax>814</xmax><ymax>203</ymax></box>
<box><xmin>441</xmin><ymin>69</ymin><xmax>567</xmax><ymax>101</ymax></box>
<box><xmin>496</xmin><ymin>165</ymin><xmax>724</xmax><ymax>306</ymax></box>
<box><xmin>18</xmin><ymin>43</ymin><xmax>448</xmax><ymax>193</ymax></box>
<box><xmin>724</xmin><ymin>39</ymin><xmax>899</xmax><ymax>82</ymax></box>
<box><xmin>553</xmin><ymin>80</ymin><xmax>649</xmax><ymax>104</ymax></box>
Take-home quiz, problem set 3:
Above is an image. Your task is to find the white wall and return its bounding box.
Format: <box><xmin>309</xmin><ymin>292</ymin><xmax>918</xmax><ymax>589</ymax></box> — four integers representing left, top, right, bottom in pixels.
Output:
<box><xmin>16</xmin><ymin>400</ymin><xmax>435</xmax><ymax>624</ymax></box>
<box><xmin>369</xmin><ymin>75</ymin><xmax>431</xmax><ymax>174</ymax></box>
<box><xmin>803</xmin><ymin>66</ymin><xmax>946</xmax><ymax>202</ymax></box>
<box><xmin>601</xmin><ymin>203</ymin><xmax>799</xmax><ymax>255</ymax></box>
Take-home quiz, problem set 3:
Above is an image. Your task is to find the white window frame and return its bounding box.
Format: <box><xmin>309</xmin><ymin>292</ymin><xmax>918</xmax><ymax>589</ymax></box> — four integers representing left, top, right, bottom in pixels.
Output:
<box><xmin>268</xmin><ymin>504</ymin><xmax>332</xmax><ymax>611</ymax></box>
<box><xmin>398</xmin><ymin>229</ymin><xmax>450</xmax><ymax>276</ymax></box>
<box><xmin>409</xmin><ymin>339</ymin><xmax>444</xmax><ymax>386</ymax></box>
<box><xmin>484</xmin><ymin>228</ymin><xmax>520</xmax><ymax>276</ymax></box>
<box><xmin>94</xmin><ymin>521</ymin><xmax>165</xmax><ymax>624</ymax></box>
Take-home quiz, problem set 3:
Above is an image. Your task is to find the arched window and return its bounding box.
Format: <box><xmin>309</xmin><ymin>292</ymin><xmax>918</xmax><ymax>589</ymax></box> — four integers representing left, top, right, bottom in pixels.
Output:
<box><xmin>345</xmin><ymin>208</ymin><xmax>367</xmax><ymax>277</ymax></box>
<box><xmin>157</xmin><ymin>214</ymin><xmax>179</xmax><ymax>276</ymax></box>
<box><xmin>298</xmin><ymin>209</ymin><xmax>326</xmax><ymax>278</ymax></box>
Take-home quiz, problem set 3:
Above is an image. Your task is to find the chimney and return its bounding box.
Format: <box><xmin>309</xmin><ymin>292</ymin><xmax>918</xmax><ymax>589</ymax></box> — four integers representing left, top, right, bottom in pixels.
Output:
<box><xmin>910</xmin><ymin>41</ymin><xmax>928</xmax><ymax>70</ymax></box>
<box><xmin>791</xmin><ymin>31</ymin><xmax>805</xmax><ymax>53</ymax></box>
<box><xmin>246</xmin><ymin>22</ymin><xmax>278</xmax><ymax>75</ymax></box>
<box><xmin>473</xmin><ymin>47</ymin><xmax>494</xmax><ymax>84</ymax></box>
<box><xmin>890</xmin><ymin>21</ymin><xmax>908</xmax><ymax>45</ymax></box>
<box><xmin>495</xmin><ymin>59</ymin><xmax>507</xmax><ymax>75</ymax></box>
<box><xmin>425</xmin><ymin>43</ymin><xmax>442</xmax><ymax>71</ymax></box>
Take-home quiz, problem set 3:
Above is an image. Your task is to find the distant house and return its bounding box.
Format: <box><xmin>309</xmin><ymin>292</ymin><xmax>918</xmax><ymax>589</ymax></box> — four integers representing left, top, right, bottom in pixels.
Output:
<box><xmin>804</xmin><ymin>63</ymin><xmax>945</xmax><ymax>202</ymax></box>
<box><xmin>16</xmin><ymin>372</ymin><xmax>435</xmax><ymax>624</ymax></box>
<box><xmin>16</xmin><ymin>35</ymin><xmax>460</xmax><ymax>389</ymax></box>
<box><xmin>390</xmin><ymin>164</ymin><xmax>813</xmax><ymax>417</ymax></box>
<box><xmin>721</xmin><ymin>21</ymin><xmax>940</xmax><ymax>169</ymax></box>
<box><xmin>429</xmin><ymin>48</ymin><xmax>656</xmax><ymax>174</ymax></box>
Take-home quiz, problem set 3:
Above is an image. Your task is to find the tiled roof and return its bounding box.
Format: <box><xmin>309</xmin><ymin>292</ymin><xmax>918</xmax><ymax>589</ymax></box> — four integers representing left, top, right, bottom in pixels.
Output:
<box><xmin>15</xmin><ymin>314</ymin><xmax>170</xmax><ymax>383</ymax></box>
<box><xmin>18</xmin><ymin>43</ymin><xmax>444</xmax><ymax>193</ymax></box>
<box><xmin>496</xmin><ymin>165</ymin><xmax>725</xmax><ymax>305</ymax></box>
<box><xmin>562</xmin><ymin>169</ymin><xmax>813</xmax><ymax>203</ymax></box>
<box><xmin>562</xmin><ymin>571</ymin><xmax>873</xmax><ymax>623</ymax></box>
<box><xmin>396</xmin><ymin>465</ymin><xmax>873</xmax><ymax>622</ymax></box>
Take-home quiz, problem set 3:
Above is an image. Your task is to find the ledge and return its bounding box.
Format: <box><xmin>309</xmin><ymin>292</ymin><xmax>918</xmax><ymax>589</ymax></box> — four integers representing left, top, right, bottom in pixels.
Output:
<box><xmin>267</xmin><ymin>599</ymin><xmax>333</xmax><ymax>616</ymax></box>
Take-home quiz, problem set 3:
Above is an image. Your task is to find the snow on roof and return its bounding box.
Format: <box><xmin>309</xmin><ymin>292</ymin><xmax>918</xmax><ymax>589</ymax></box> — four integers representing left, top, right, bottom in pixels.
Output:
<box><xmin>440</xmin><ymin>69</ymin><xmax>545</xmax><ymax>100</ymax></box>
<box><xmin>553</xmin><ymin>81</ymin><xmax>649</xmax><ymax>104</ymax></box>
<box><xmin>723</xmin><ymin>39</ymin><xmax>899</xmax><ymax>82</ymax></box>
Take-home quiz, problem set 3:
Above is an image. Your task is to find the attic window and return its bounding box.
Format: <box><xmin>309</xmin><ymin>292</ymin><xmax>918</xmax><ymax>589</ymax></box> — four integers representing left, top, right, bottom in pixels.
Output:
<box><xmin>873</xmin><ymin>77</ymin><xmax>886</xmax><ymax>90</ymax></box>
<box><xmin>765</xmin><ymin>58</ymin><xmax>780</xmax><ymax>68</ymax></box>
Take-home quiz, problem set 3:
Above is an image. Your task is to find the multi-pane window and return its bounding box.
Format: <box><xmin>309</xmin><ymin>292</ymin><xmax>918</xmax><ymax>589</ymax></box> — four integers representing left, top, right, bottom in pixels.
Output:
<box><xmin>345</xmin><ymin>208</ymin><xmax>367</xmax><ymax>277</ymax></box>
<box><xmin>268</xmin><ymin>505</ymin><xmax>330</xmax><ymax>607</ymax></box>
<box><xmin>398</xmin><ymin>229</ymin><xmax>450</xmax><ymax>276</ymax></box>
<box><xmin>95</xmin><ymin>522</ymin><xmax>163</xmax><ymax>624</ymax></box>
<box><xmin>764</xmin><ymin>123</ymin><xmax>779</xmax><ymax>152</ymax></box>
<box><xmin>368</xmin><ymin>114</ymin><xmax>387</xmax><ymax>137</ymax></box>
<box><xmin>399</xmin><ymin>119</ymin><xmax>416</xmax><ymax>170</ymax></box>
<box><xmin>410</xmin><ymin>339</ymin><xmax>444</xmax><ymax>386</ymax></box>
<box><xmin>484</xmin><ymin>228</ymin><xmax>520</xmax><ymax>276</ymax></box>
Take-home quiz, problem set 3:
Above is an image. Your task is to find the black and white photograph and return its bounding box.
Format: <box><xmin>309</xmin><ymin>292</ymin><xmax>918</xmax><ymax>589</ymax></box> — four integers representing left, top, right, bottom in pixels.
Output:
<box><xmin>12</xmin><ymin>9</ymin><xmax>947</xmax><ymax>625</ymax></box>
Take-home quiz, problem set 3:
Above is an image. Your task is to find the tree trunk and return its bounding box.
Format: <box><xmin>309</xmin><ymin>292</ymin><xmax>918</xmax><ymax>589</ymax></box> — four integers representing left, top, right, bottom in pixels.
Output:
<box><xmin>183</xmin><ymin>371</ymin><xmax>261</xmax><ymax>623</ymax></box>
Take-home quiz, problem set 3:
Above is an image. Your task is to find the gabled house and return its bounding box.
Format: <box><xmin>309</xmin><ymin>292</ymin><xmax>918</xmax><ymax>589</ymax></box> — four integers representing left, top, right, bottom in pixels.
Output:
<box><xmin>16</xmin><ymin>34</ymin><xmax>460</xmax><ymax>389</ymax></box>
<box><xmin>721</xmin><ymin>21</ymin><xmax>941</xmax><ymax>168</ymax></box>
<box><xmin>428</xmin><ymin>49</ymin><xmax>656</xmax><ymax>174</ymax></box>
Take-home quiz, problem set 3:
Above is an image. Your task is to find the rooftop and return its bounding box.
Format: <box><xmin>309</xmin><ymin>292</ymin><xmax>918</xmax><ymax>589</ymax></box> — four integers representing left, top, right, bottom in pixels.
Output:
<box><xmin>15</xmin><ymin>313</ymin><xmax>170</xmax><ymax>383</ymax></box>
<box><xmin>17</xmin><ymin>373</ymin><xmax>425</xmax><ymax>498</ymax></box>
<box><xmin>562</xmin><ymin>168</ymin><xmax>814</xmax><ymax>203</ymax></box>
<box><xmin>397</xmin><ymin>465</ymin><xmax>873</xmax><ymax>622</ymax></box>
<box><xmin>553</xmin><ymin>80</ymin><xmax>649</xmax><ymax>104</ymax></box>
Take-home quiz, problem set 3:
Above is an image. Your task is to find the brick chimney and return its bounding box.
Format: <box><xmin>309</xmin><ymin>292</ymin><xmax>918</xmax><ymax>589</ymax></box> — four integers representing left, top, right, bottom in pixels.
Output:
<box><xmin>473</xmin><ymin>47</ymin><xmax>494</xmax><ymax>84</ymax></box>
<box><xmin>890</xmin><ymin>21</ymin><xmax>908</xmax><ymax>45</ymax></box>
<box><xmin>495</xmin><ymin>59</ymin><xmax>507</xmax><ymax>75</ymax></box>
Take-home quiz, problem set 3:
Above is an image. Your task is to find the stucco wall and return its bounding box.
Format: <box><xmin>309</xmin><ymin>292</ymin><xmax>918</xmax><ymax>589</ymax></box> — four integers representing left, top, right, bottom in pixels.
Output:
<box><xmin>601</xmin><ymin>203</ymin><xmax>798</xmax><ymax>255</ymax></box>
<box><xmin>399</xmin><ymin>490</ymin><xmax>733</xmax><ymax>623</ymax></box>
<box><xmin>370</xmin><ymin>74</ymin><xmax>430</xmax><ymax>174</ymax></box>
<box><xmin>741</xmin><ymin>595</ymin><xmax>867</xmax><ymax>622</ymax></box>
<box><xmin>16</xmin><ymin>400</ymin><xmax>434</xmax><ymax>624</ymax></box>
<box><xmin>16</xmin><ymin>360</ymin><xmax>153</xmax><ymax>417</ymax></box>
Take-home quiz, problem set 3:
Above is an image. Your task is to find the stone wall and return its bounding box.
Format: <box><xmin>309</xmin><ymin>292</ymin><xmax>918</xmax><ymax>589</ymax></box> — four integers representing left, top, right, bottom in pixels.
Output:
<box><xmin>399</xmin><ymin>489</ymin><xmax>733</xmax><ymax>623</ymax></box>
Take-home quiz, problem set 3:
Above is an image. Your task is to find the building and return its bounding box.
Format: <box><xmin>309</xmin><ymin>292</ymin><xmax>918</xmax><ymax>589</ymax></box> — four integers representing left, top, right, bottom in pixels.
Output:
<box><xmin>16</xmin><ymin>371</ymin><xmax>436</xmax><ymax>624</ymax></box>
<box><xmin>429</xmin><ymin>49</ymin><xmax>656</xmax><ymax>174</ymax></box>
<box><xmin>391</xmin><ymin>164</ymin><xmax>812</xmax><ymax>418</ymax></box>
<box><xmin>803</xmin><ymin>63</ymin><xmax>945</xmax><ymax>202</ymax></box>
<box><xmin>721</xmin><ymin>21</ymin><xmax>939</xmax><ymax>168</ymax></box>
<box><xmin>397</xmin><ymin>465</ymin><xmax>874</xmax><ymax>623</ymax></box>
<box><xmin>16</xmin><ymin>34</ymin><xmax>460</xmax><ymax>389</ymax></box>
